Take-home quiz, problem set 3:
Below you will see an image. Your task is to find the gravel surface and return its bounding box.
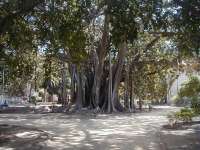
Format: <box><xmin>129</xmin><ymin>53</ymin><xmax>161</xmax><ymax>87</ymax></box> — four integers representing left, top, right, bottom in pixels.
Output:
<box><xmin>0</xmin><ymin>106</ymin><xmax>199</xmax><ymax>150</ymax></box>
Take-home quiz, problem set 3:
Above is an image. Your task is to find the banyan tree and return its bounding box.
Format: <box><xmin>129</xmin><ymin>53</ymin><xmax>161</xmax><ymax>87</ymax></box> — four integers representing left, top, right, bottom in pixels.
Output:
<box><xmin>1</xmin><ymin>0</ymin><xmax>199</xmax><ymax>112</ymax></box>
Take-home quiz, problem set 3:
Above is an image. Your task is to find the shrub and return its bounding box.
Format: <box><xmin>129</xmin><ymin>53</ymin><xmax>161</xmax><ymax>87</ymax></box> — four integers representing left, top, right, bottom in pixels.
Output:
<box><xmin>191</xmin><ymin>97</ymin><xmax>200</xmax><ymax>114</ymax></box>
<box><xmin>172</xmin><ymin>95</ymin><xmax>190</xmax><ymax>106</ymax></box>
<box><xmin>38</xmin><ymin>89</ymin><xmax>45</xmax><ymax>98</ymax></box>
<box><xmin>175</xmin><ymin>76</ymin><xmax>200</xmax><ymax>114</ymax></box>
<box><xmin>172</xmin><ymin>95</ymin><xmax>180</xmax><ymax>102</ymax></box>
<box><xmin>29</xmin><ymin>96</ymin><xmax>37</xmax><ymax>105</ymax></box>
<box><xmin>168</xmin><ymin>108</ymin><xmax>196</xmax><ymax>126</ymax></box>
<box><xmin>174</xmin><ymin>108</ymin><xmax>195</xmax><ymax>122</ymax></box>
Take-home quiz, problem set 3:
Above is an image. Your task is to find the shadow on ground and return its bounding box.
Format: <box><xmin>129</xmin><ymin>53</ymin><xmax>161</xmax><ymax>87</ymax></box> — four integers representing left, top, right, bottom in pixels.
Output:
<box><xmin>161</xmin><ymin>120</ymin><xmax>200</xmax><ymax>150</ymax></box>
<box><xmin>0</xmin><ymin>106</ymin><xmax>199</xmax><ymax>150</ymax></box>
<box><xmin>0</xmin><ymin>124</ymin><xmax>53</xmax><ymax>150</ymax></box>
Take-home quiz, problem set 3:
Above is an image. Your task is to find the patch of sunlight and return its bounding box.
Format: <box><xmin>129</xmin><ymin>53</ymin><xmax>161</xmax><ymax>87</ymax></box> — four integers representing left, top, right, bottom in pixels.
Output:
<box><xmin>89</xmin><ymin>128</ymin><xmax>147</xmax><ymax>137</ymax></box>
<box><xmin>50</xmin><ymin>130</ymin><xmax>86</xmax><ymax>146</ymax></box>
<box><xmin>112</xmin><ymin>148</ymin><xmax>121</xmax><ymax>150</ymax></box>
<box><xmin>44</xmin><ymin>140</ymin><xmax>72</xmax><ymax>150</ymax></box>
<box><xmin>45</xmin><ymin>130</ymin><xmax>55</xmax><ymax>135</ymax></box>
<box><xmin>67</xmin><ymin>130</ymin><xmax>85</xmax><ymax>139</ymax></box>
<box><xmin>15</xmin><ymin>131</ymin><xmax>41</xmax><ymax>138</ymax></box>
<box><xmin>148</xmin><ymin>142</ymin><xmax>157</xmax><ymax>150</ymax></box>
<box><xmin>137</xmin><ymin>115</ymin><xmax>165</xmax><ymax>120</ymax></box>
<box><xmin>0</xmin><ymin>147</ymin><xmax>14</xmax><ymax>150</ymax></box>
<box><xmin>69</xmin><ymin>135</ymin><xmax>85</xmax><ymax>142</ymax></box>
<box><xmin>153</xmin><ymin>105</ymin><xmax>178</xmax><ymax>109</ymax></box>
<box><xmin>53</xmin><ymin>136</ymin><xmax>66</xmax><ymax>140</ymax></box>
<box><xmin>110</xmin><ymin>146</ymin><xmax>121</xmax><ymax>150</ymax></box>
<box><xmin>110</xmin><ymin>144</ymin><xmax>120</xmax><ymax>148</ymax></box>
<box><xmin>7</xmin><ymin>119</ymin><xmax>23</xmax><ymax>122</ymax></box>
<box><xmin>84</xmin><ymin>143</ymin><xmax>93</xmax><ymax>147</ymax></box>
<box><xmin>134</xmin><ymin>145</ymin><xmax>144</xmax><ymax>150</ymax></box>
<box><xmin>89</xmin><ymin>129</ymin><xmax>117</xmax><ymax>136</ymax></box>
<box><xmin>91</xmin><ymin>137</ymin><xmax>104</xmax><ymax>142</ymax></box>
<box><xmin>68</xmin><ymin>142</ymin><xmax>81</xmax><ymax>145</ymax></box>
<box><xmin>162</xmin><ymin>129</ymin><xmax>195</xmax><ymax>136</ymax></box>
<box><xmin>33</xmin><ymin>119</ymin><xmax>52</xmax><ymax>125</ymax></box>
<box><xmin>25</xmin><ymin>123</ymin><xmax>34</xmax><ymax>126</ymax></box>
<box><xmin>116</xmin><ymin>137</ymin><xmax>125</xmax><ymax>140</ymax></box>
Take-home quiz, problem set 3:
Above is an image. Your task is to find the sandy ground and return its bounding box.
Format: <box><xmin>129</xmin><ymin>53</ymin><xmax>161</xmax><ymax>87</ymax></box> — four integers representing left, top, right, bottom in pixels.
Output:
<box><xmin>0</xmin><ymin>106</ymin><xmax>199</xmax><ymax>150</ymax></box>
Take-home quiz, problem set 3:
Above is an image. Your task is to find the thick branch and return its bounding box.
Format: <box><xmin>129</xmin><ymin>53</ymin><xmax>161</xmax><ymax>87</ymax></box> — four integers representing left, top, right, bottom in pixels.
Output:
<box><xmin>144</xmin><ymin>36</ymin><xmax>160</xmax><ymax>52</ymax></box>
<box><xmin>145</xmin><ymin>64</ymin><xmax>169</xmax><ymax>76</ymax></box>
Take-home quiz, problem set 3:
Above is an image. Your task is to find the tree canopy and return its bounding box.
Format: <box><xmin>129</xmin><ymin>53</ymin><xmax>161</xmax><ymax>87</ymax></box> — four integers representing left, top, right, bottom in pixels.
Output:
<box><xmin>0</xmin><ymin>0</ymin><xmax>200</xmax><ymax>112</ymax></box>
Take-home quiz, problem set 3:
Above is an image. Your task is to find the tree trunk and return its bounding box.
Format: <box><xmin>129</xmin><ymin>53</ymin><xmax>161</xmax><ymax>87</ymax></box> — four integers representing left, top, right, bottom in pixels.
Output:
<box><xmin>129</xmin><ymin>72</ymin><xmax>135</xmax><ymax>112</ymax></box>
<box><xmin>108</xmin><ymin>49</ymin><xmax>113</xmax><ymax>113</ymax></box>
<box><xmin>75</xmin><ymin>70</ymin><xmax>83</xmax><ymax>110</ymax></box>
<box><xmin>124</xmin><ymin>63</ymin><xmax>129</xmax><ymax>111</ymax></box>
<box><xmin>61</xmin><ymin>61</ymin><xmax>67</xmax><ymax>106</ymax></box>
<box><xmin>139</xmin><ymin>99</ymin><xmax>142</xmax><ymax>111</ymax></box>
<box><xmin>28</xmin><ymin>83</ymin><xmax>32</xmax><ymax>102</ymax></box>
<box><xmin>34</xmin><ymin>50</ymin><xmax>38</xmax><ymax>91</ymax></box>
<box><xmin>111</xmin><ymin>41</ymin><xmax>127</xmax><ymax>112</ymax></box>
<box><xmin>69</xmin><ymin>64</ymin><xmax>76</xmax><ymax>104</ymax></box>
<box><xmin>91</xmin><ymin>14</ymin><xmax>109</xmax><ymax>109</ymax></box>
<box><xmin>44</xmin><ymin>88</ymin><xmax>46</xmax><ymax>102</ymax></box>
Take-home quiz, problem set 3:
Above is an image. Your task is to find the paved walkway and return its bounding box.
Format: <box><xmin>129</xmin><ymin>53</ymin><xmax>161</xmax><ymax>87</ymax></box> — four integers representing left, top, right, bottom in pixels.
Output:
<box><xmin>0</xmin><ymin>106</ymin><xmax>199</xmax><ymax>150</ymax></box>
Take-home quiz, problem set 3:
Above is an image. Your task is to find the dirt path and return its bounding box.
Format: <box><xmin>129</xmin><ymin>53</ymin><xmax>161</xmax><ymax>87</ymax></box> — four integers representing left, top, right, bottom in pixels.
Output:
<box><xmin>0</xmin><ymin>106</ymin><xmax>199</xmax><ymax>150</ymax></box>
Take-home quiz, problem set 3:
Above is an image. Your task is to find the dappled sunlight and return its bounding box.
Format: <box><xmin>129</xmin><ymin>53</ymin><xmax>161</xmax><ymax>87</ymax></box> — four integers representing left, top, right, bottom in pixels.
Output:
<box><xmin>0</xmin><ymin>111</ymin><xmax>166</xmax><ymax>150</ymax></box>
<box><xmin>1</xmin><ymin>0</ymin><xmax>199</xmax><ymax>148</ymax></box>
<box><xmin>162</xmin><ymin>129</ymin><xmax>195</xmax><ymax>136</ymax></box>
<box><xmin>0</xmin><ymin>147</ymin><xmax>14</xmax><ymax>150</ymax></box>
<box><xmin>0</xmin><ymin>124</ymin><xmax>50</xmax><ymax>150</ymax></box>
<box><xmin>0</xmin><ymin>106</ymin><xmax>199</xmax><ymax>149</ymax></box>
<box><xmin>134</xmin><ymin>145</ymin><xmax>144</xmax><ymax>150</ymax></box>
<box><xmin>15</xmin><ymin>131</ymin><xmax>42</xmax><ymax>138</ymax></box>
<box><xmin>160</xmin><ymin>120</ymin><xmax>200</xmax><ymax>150</ymax></box>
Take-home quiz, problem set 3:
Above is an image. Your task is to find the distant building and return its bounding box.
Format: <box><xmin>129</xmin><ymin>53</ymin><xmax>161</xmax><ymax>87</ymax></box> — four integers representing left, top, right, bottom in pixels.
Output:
<box><xmin>167</xmin><ymin>60</ymin><xmax>200</xmax><ymax>104</ymax></box>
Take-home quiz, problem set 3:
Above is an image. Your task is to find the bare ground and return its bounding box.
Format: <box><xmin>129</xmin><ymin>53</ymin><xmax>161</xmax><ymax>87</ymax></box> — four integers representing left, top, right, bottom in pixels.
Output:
<box><xmin>0</xmin><ymin>106</ymin><xmax>199</xmax><ymax>150</ymax></box>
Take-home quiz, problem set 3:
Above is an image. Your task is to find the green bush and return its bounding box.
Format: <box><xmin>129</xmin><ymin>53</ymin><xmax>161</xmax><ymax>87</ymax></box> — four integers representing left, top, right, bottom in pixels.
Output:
<box><xmin>178</xmin><ymin>76</ymin><xmax>200</xmax><ymax>98</ymax></box>
<box><xmin>29</xmin><ymin>96</ymin><xmax>37</xmax><ymax>105</ymax></box>
<box><xmin>174</xmin><ymin>108</ymin><xmax>195</xmax><ymax>122</ymax></box>
<box><xmin>172</xmin><ymin>95</ymin><xmax>180</xmax><ymax>102</ymax></box>
<box><xmin>191</xmin><ymin>97</ymin><xmax>200</xmax><ymax>114</ymax></box>
<box><xmin>175</xmin><ymin>76</ymin><xmax>200</xmax><ymax>114</ymax></box>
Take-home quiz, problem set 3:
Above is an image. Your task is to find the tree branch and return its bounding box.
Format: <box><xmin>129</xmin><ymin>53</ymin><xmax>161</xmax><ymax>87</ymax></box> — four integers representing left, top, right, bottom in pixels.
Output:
<box><xmin>144</xmin><ymin>36</ymin><xmax>160</xmax><ymax>52</ymax></box>
<box><xmin>0</xmin><ymin>0</ymin><xmax>45</xmax><ymax>35</ymax></box>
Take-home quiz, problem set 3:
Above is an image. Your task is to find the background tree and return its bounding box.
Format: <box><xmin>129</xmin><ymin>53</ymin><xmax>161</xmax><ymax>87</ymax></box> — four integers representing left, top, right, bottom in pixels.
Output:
<box><xmin>0</xmin><ymin>0</ymin><xmax>199</xmax><ymax>113</ymax></box>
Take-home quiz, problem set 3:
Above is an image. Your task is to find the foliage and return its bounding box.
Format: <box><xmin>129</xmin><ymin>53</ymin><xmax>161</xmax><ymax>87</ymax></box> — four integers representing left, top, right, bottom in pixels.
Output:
<box><xmin>130</xmin><ymin>34</ymin><xmax>176</xmax><ymax>102</ymax></box>
<box><xmin>109</xmin><ymin>0</ymin><xmax>138</xmax><ymax>44</ymax></box>
<box><xmin>177</xmin><ymin>76</ymin><xmax>200</xmax><ymax>114</ymax></box>
<box><xmin>191</xmin><ymin>96</ymin><xmax>200</xmax><ymax>114</ymax></box>
<box><xmin>168</xmin><ymin>108</ymin><xmax>195</xmax><ymax>123</ymax></box>
<box><xmin>29</xmin><ymin>95</ymin><xmax>37</xmax><ymax>105</ymax></box>
<box><xmin>1</xmin><ymin>0</ymin><xmax>200</xmax><ymax>111</ymax></box>
<box><xmin>171</xmin><ymin>0</ymin><xmax>200</xmax><ymax>55</ymax></box>
<box><xmin>175</xmin><ymin>108</ymin><xmax>195</xmax><ymax>122</ymax></box>
<box><xmin>179</xmin><ymin>76</ymin><xmax>200</xmax><ymax>98</ymax></box>
<box><xmin>169</xmin><ymin>76</ymin><xmax>200</xmax><ymax>124</ymax></box>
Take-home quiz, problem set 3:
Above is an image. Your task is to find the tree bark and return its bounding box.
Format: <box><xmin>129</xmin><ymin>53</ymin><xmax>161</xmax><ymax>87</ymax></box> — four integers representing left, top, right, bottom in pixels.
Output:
<box><xmin>61</xmin><ymin>61</ymin><xmax>67</xmax><ymax>106</ymax></box>
<box><xmin>129</xmin><ymin>71</ymin><xmax>135</xmax><ymax>112</ymax></box>
<box><xmin>139</xmin><ymin>99</ymin><xmax>142</xmax><ymax>111</ymax></box>
<box><xmin>124</xmin><ymin>63</ymin><xmax>130</xmax><ymax>111</ymax></box>
<box><xmin>108</xmin><ymin>49</ymin><xmax>113</xmax><ymax>113</ymax></box>
<box><xmin>111</xmin><ymin>41</ymin><xmax>127</xmax><ymax>112</ymax></box>
<box><xmin>91</xmin><ymin>13</ymin><xmax>109</xmax><ymax>109</ymax></box>
<box><xmin>75</xmin><ymin>70</ymin><xmax>83</xmax><ymax>110</ymax></box>
<box><xmin>69</xmin><ymin>64</ymin><xmax>76</xmax><ymax>104</ymax></box>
